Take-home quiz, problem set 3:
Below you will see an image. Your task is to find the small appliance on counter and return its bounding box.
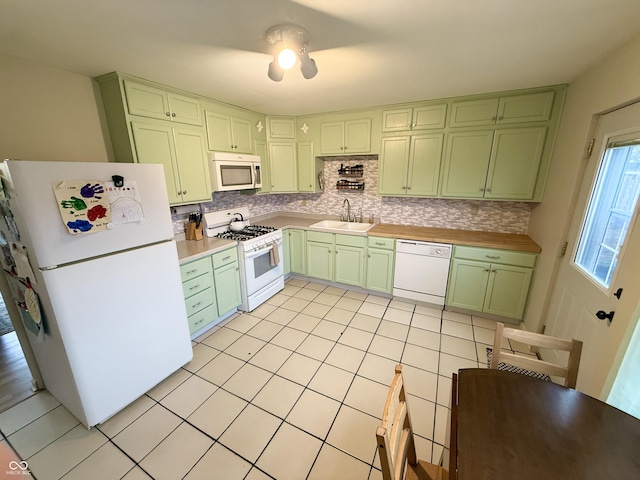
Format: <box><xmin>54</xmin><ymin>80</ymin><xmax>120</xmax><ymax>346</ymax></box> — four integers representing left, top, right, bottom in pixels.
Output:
<box><xmin>203</xmin><ymin>207</ymin><xmax>283</xmax><ymax>311</ymax></box>
<box><xmin>0</xmin><ymin>160</ymin><xmax>193</xmax><ymax>428</ymax></box>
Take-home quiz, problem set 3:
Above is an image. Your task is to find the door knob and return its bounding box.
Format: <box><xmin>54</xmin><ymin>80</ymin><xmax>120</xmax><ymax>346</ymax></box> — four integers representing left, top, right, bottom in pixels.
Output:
<box><xmin>596</xmin><ymin>310</ymin><xmax>615</xmax><ymax>323</ymax></box>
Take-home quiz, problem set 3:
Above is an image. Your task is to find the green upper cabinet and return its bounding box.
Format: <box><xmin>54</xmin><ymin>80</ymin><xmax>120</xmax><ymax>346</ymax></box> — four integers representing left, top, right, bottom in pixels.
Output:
<box><xmin>267</xmin><ymin>117</ymin><xmax>296</xmax><ymax>140</ymax></box>
<box><xmin>205</xmin><ymin>111</ymin><xmax>253</xmax><ymax>153</ymax></box>
<box><xmin>132</xmin><ymin>122</ymin><xmax>210</xmax><ymax>205</ymax></box>
<box><xmin>441</xmin><ymin>127</ymin><xmax>547</xmax><ymax>200</ymax></box>
<box><xmin>268</xmin><ymin>142</ymin><xmax>297</xmax><ymax>192</ymax></box>
<box><xmin>320</xmin><ymin>118</ymin><xmax>371</xmax><ymax>154</ymax></box>
<box><xmin>379</xmin><ymin>134</ymin><xmax>444</xmax><ymax>197</ymax></box>
<box><xmin>123</xmin><ymin>80</ymin><xmax>202</xmax><ymax>126</ymax></box>
<box><xmin>381</xmin><ymin>104</ymin><xmax>447</xmax><ymax>132</ymax></box>
<box><xmin>297</xmin><ymin>142</ymin><xmax>323</xmax><ymax>193</ymax></box>
<box><xmin>440</xmin><ymin>131</ymin><xmax>494</xmax><ymax>198</ymax></box>
<box><xmin>450</xmin><ymin>91</ymin><xmax>555</xmax><ymax>128</ymax></box>
<box><xmin>484</xmin><ymin>127</ymin><xmax>547</xmax><ymax>200</ymax></box>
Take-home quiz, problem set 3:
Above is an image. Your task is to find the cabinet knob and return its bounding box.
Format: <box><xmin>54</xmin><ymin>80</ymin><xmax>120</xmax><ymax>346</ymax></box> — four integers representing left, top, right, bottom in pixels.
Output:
<box><xmin>486</xmin><ymin>188</ymin><xmax>492</xmax><ymax>192</ymax></box>
<box><xmin>491</xmin><ymin>116</ymin><xmax>497</xmax><ymax>121</ymax></box>
<box><xmin>183</xmin><ymin>190</ymin><xmax>187</xmax><ymax>195</ymax></box>
<box><xmin>485</xmin><ymin>268</ymin><xmax>490</xmax><ymax>272</ymax></box>
<box><xmin>166</xmin><ymin>112</ymin><xmax>171</xmax><ymax>116</ymax></box>
<box><xmin>171</xmin><ymin>112</ymin><xmax>176</xmax><ymax>117</ymax></box>
<box><xmin>491</xmin><ymin>269</ymin><xmax>496</xmax><ymax>273</ymax></box>
<box><xmin>497</xmin><ymin>116</ymin><xmax>503</xmax><ymax>121</ymax></box>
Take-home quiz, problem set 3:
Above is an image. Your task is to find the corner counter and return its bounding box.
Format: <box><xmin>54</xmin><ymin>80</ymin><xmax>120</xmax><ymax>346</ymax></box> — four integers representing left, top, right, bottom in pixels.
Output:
<box><xmin>175</xmin><ymin>237</ymin><xmax>237</xmax><ymax>264</ymax></box>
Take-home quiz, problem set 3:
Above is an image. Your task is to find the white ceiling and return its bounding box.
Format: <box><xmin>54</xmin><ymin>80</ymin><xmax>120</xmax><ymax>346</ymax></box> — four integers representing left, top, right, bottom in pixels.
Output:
<box><xmin>3</xmin><ymin>0</ymin><xmax>640</xmax><ymax>116</ymax></box>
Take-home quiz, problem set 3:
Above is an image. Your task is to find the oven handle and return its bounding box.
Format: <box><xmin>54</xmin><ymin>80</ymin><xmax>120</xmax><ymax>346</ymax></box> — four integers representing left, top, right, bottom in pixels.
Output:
<box><xmin>245</xmin><ymin>239</ymin><xmax>283</xmax><ymax>259</ymax></box>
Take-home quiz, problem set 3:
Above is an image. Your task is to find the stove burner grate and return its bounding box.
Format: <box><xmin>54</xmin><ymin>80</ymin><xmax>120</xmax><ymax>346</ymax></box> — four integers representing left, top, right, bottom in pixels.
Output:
<box><xmin>216</xmin><ymin>224</ymin><xmax>278</xmax><ymax>241</ymax></box>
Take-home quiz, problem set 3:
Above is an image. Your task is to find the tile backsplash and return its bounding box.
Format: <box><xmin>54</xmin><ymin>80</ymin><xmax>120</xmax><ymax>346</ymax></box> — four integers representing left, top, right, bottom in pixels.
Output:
<box><xmin>172</xmin><ymin>156</ymin><xmax>533</xmax><ymax>235</ymax></box>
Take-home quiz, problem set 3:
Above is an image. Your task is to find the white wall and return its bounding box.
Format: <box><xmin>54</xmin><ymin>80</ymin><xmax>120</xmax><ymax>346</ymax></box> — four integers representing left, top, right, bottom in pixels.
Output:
<box><xmin>0</xmin><ymin>54</ymin><xmax>110</xmax><ymax>162</ymax></box>
<box><xmin>525</xmin><ymin>32</ymin><xmax>640</xmax><ymax>332</ymax></box>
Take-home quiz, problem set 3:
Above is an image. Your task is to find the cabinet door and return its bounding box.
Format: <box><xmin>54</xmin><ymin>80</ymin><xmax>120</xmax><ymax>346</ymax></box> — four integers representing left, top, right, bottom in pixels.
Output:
<box><xmin>407</xmin><ymin>134</ymin><xmax>443</xmax><ymax>196</ymax></box>
<box><xmin>214</xmin><ymin>262</ymin><xmax>241</xmax><ymax>316</ymax></box>
<box><xmin>269</xmin><ymin>142</ymin><xmax>297</xmax><ymax>192</ymax></box>
<box><xmin>320</xmin><ymin>122</ymin><xmax>345</xmax><ymax>154</ymax></box>
<box><xmin>205</xmin><ymin>111</ymin><xmax>233</xmax><ymax>152</ymax></box>
<box><xmin>306</xmin><ymin>241</ymin><xmax>333</xmax><ymax>281</ymax></box>
<box><xmin>413</xmin><ymin>104</ymin><xmax>447</xmax><ymax>130</ymax></box>
<box><xmin>268</xmin><ymin>117</ymin><xmax>296</xmax><ymax>139</ymax></box>
<box><xmin>131</xmin><ymin>122</ymin><xmax>181</xmax><ymax>204</ymax></box>
<box><xmin>366</xmin><ymin>248</ymin><xmax>394</xmax><ymax>294</ymax></box>
<box><xmin>378</xmin><ymin>136</ymin><xmax>410</xmax><ymax>195</ymax></box>
<box><xmin>497</xmin><ymin>91</ymin><xmax>555</xmax><ymax>124</ymax></box>
<box><xmin>483</xmin><ymin>264</ymin><xmax>533</xmax><ymax>319</ymax></box>
<box><xmin>382</xmin><ymin>108</ymin><xmax>413</xmax><ymax>132</ymax></box>
<box><xmin>124</xmin><ymin>81</ymin><xmax>170</xmax><ymax>121</ymax></box>
<box><xmin>484</xmin><ymin>127</ymin><xmax>547</xmax><ymax>200</ymax></box>
<box><xmin>173</xmin><ymin>128</ymin><xmax>211</xmax><ymax>204</ymax></box>
<box><xmin>446</xmin><ymin>259</ymin><xmax>490</xmax><ymax>312</ymax></box>
<box><xmin>449</xmin><ymin>98</ymin><xmax>499</xmax><ymax>128</ymax></box>
<box><xmin>167</xmin><ymin>93</ymin><xmax>202</xmax><ymax>126</ymax></box>
<box><xmin>335</xmin><ymin>245</ymin><xmax>365</xmax><ymax>287</ymax></box>
<box><xmin>282</xmin><ymin>229</ymin><xmax>291</xmax><ymax>275</ymax></box>
<box><xmin>297</xmin><ymin>142</ymin><xmax>315</xmax><ymax>192</ymax></box>
<box><xmin>440</xmin><ymin>131</ymin><xmax>494</xmax><ymax>198</ymax></box>
<box><xmin>289</xmin><ymin>229</ymin><xmax>306</xmax><ymax>275</ymax></box>
<box><xmin>345</xmin><ymin>119</ymin><xmax>371</xmax><ymax>153</ymax></box>
<box><xmin>231</xmin><ymin>117</ymin><xmax>253</xmax><ymax>153</ymax></box>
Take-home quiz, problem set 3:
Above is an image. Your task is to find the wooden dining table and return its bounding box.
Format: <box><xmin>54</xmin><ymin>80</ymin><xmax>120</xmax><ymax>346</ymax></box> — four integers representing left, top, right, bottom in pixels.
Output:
<box><xmin>451</xmin><ymin>368</ymin><xmax>640</xmax><ymax>479</ymax></box>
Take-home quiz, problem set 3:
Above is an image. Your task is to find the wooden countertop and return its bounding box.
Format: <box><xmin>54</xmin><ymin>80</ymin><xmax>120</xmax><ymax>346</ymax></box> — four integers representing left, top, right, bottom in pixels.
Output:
<box><xmin>178</xmin><ymin>213</ymin><xmax>542</xmax><ymax>259</ymax></box>
<box><xmin>369</xmin><ymin>223</ymin><xmax>541</xmax><ymax>253</ymax></box>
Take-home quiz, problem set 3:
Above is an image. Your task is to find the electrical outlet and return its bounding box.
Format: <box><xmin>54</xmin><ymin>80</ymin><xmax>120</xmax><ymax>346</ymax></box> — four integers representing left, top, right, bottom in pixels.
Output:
<box><xmin>470</xmin><ymin>206</ymin><xmax>479</xmax><ymax>215</ymax></box>
<box><xmin>301</xmin><ymin>199</ymin><xmax>307</xmax><ymax>206</ymax></box>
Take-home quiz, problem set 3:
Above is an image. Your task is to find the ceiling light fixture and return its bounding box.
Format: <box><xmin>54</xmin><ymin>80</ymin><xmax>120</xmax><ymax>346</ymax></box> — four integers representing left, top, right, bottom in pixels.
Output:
<box><xmin>265</xmin><ymin>24</ymin><xmax>318</xmax><ymax>82</ymax></box>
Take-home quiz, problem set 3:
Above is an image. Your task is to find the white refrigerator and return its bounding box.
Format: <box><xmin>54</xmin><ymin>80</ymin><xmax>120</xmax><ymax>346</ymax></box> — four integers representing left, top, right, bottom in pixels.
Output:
<box><xmin>0</xmin><ymin>160</ymin><xmax>192</xmax><ymax>428</ymax></box>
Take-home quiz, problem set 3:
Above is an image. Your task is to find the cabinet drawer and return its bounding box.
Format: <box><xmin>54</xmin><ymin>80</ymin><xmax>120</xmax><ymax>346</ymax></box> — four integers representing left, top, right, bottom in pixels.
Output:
<box><xmin>367</xmin><ymin>236</ymin><xmax>395</xmax><ymax>250</ymax></box>
<box><xmin>335</xmin><ymin>234</ymin><xmax>366</xmax><ymax>248</ymax></box>
<box><xmin>182</xmin><ymin>272</ymin><xmax>214</xmax><ymax>298</ymax></box>
<box><xmin>188</xmin><ymin>304</ymin><xmax>217</xmax><ymax>334</ymax></box>
<box><xmin>453</xmin><ymin>246</ymin><xmax>537</xmax><ymax>268</ymax></box>
<box><xmin>180</xmin><ymin>256</ymin><xmax>212</xmax><ymax>282</ymax></box>
<box><xmin>211</xmin><ymin>247</ymin><xmax>238</xmax><ymax>269</ymax></box>
<box><xmin>184</xmin><ymin>287</ymin><xmax>215</xmax><ymax>317</ymax></box>
<box><xmin>306</xmin><ymin>231</ymin><xmax>334</xmax><ymax>244</ymax></box>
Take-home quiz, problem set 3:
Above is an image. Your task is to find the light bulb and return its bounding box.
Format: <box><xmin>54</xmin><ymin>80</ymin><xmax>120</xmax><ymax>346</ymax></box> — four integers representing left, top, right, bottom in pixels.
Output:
<box><xmin>277</xmin><ymin>48</ymin><xmax>297</xmax><ymax>70</ymax></box>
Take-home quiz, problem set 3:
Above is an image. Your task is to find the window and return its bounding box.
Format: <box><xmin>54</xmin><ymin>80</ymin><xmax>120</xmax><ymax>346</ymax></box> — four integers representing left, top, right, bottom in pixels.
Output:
<box><xmin>575</xmin><ymin>134</ymin><xmax>640</xmax><ymax>288</ymax></box>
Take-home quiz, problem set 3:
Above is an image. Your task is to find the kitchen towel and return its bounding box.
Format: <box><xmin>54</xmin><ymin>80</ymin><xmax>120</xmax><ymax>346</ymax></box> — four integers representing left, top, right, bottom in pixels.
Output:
<box><xmin>269</xmin><ymin>242</ymin><xmax>280</xmax><ymax>267</ymax></box>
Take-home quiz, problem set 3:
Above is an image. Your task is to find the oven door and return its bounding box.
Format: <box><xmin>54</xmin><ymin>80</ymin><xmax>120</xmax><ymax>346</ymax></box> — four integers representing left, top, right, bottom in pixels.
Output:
<box><xmin>243</xmin><ymin>239</ymin><xmax>284</xmax><ymax>295</ymax></box>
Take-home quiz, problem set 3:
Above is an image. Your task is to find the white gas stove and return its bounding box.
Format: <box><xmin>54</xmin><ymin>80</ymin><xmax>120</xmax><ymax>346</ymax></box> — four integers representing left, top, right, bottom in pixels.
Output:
<box><xmin>202</xmin><ymin>207</ymin><xmax>284</xmax><ymax>312</ymax></box>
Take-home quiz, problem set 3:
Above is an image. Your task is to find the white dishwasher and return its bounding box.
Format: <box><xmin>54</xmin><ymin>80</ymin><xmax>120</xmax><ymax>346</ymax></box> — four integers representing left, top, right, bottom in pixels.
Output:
<box><xmin>393</xmin><ymin>240</ymin><xmax>452</xmax><ymax>307</ymax></box>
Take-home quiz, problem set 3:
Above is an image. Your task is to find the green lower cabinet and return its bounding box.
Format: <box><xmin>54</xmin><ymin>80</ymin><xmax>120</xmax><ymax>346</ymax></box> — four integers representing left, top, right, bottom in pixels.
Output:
<box><xmin>214</xmin><ymin>261</ymin><xmax>241</xmax><ymax>316</ymax></box>
<box><xmin>365</xmin><ymin>248</ymin><xmax>395</xmax><ymax>294</ymax></box>
<box><xmin>334</xmin><ymin>244</ymin><xmax>366</xmax><ymax>287</ymax></box>
<box><xmin>483</xmin><ymin>264</ymin><xmax>533</xmax><ymax>319</ymax></box>
<box><xmin>446</xmin><ymin>246</ymin><xmax>536</xmax><ymax>320</ymax></box>
<box><xmin>289</xmin><ymin>229</ymin><xmax>306</xmax><ymax>275</ymax></box>
<box><xmin>446</xmin><ymin>259</ymin><xmax>491</xmax><ymax>312</ymax></box>
<box><xmin>306</xmin><ymin>241</ymin><xmax>333</xmax><ymax>281</ymax></box>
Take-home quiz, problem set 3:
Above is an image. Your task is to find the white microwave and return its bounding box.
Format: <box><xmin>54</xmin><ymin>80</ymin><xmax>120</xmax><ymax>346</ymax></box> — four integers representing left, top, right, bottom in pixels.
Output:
<box><xmin>209</xmin><ymin>152</ymin><xmax>262</xmax><ymax>192</ymax></box>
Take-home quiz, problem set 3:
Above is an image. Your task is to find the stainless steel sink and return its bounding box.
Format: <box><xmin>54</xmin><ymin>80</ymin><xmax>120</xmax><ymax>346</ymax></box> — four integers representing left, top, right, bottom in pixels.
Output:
<box><xmin>309</xmin><ymin>220</ymin><xmax>375</xmax><ymax>235</ymax></box>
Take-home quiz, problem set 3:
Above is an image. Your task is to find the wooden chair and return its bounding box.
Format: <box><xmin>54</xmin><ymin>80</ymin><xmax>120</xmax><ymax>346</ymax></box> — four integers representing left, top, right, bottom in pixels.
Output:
<box><xmin>490</xmin><ymin>322</ymin><xmax>583</xmax><ymax>389</ymax></box>
<box><xmin>376</xmin><ymin>365</ymin><xmax>448</xmax><ymax>480</ymax></box>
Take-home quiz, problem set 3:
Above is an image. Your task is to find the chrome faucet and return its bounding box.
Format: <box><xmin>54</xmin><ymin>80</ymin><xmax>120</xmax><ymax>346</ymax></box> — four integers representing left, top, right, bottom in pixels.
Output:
<box><xmin>342</xmin><ymin>198</ymin><xmax>351</xmax><ymax>222</ymax></box>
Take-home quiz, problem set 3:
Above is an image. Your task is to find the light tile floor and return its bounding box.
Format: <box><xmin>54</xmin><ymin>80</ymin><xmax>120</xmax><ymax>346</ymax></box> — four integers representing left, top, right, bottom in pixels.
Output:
<box><xmin>0</xmin><ymin>278</ymin><xmax>528</xmax><ymax>480</ymax></box>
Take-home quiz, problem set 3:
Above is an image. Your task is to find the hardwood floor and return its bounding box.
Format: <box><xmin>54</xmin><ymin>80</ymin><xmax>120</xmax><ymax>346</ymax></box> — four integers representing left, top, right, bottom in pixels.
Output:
<box><xmin>0</xmin><ymin>331</ymin><xmax>34</xmax><ymax>413</ymax></box>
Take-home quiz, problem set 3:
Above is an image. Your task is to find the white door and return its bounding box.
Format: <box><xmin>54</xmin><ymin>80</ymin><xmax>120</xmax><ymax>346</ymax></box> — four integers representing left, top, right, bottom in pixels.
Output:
<box><xmin>545</xmin><ymin>101</ymin><xmax>640</xmax><ymax>399</ymax></box>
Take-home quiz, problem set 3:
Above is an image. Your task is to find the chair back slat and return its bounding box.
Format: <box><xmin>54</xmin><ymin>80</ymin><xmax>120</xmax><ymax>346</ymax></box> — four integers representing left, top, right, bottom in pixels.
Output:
<box><xmin>490</xmin><ymin>322</ymin><xmax>583</xmax><ymax>389</ymax></box>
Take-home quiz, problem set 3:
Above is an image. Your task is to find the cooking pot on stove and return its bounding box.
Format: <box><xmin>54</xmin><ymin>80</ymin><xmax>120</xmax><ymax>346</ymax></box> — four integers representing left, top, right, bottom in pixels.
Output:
<box><xmin>229</xmin><ymin>212</ymin><xmax>245</xmax><ymax>231</ymax></box>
